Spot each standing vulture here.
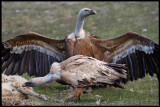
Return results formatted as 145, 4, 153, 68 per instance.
23, 55, 127, 102
2, 8, 159, 84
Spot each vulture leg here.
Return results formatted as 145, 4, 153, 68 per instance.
62, 86, 91, 94
49, 87, 83, 102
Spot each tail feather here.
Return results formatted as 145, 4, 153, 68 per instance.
106, 63, 127, 71
104, 63, 128, 88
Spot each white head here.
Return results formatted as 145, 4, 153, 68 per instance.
75, 8, 96, 38
78, 8, 96, 18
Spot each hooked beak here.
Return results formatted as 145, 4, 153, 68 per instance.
23, 81, 37, 87
90, 10, 96, 15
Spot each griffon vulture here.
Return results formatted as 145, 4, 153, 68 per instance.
2, 8, 159, 84
23, 55, 127, 102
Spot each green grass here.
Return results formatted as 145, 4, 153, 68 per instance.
2, 1, 159, 106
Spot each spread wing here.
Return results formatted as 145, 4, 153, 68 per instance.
2, 32, 66, 77
91, 32, 159, 83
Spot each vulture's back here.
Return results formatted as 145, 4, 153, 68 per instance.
60, 55, 127, 88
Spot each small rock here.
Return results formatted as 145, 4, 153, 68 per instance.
151, 11, 155, 14
130, 88, 133, 92
150, 89, 154, 95
44, 10, 50, 14
96, 99, 101, 105
142, 28, 147, 32
15, 10, 20, 13
117, 18, 122, 22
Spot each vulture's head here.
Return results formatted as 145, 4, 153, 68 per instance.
78, 8, 96, 18
23, 62, 62, 87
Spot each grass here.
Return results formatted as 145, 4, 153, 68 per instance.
2, 1, 159, 106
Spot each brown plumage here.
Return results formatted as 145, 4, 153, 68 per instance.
23, 55, 127, 101
2, 8, 159, 83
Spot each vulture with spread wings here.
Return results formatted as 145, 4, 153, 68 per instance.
2, 8, 159, 84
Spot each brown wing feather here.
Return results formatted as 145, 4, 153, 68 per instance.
2, 32, 66, 77
91, 32, 159, 83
